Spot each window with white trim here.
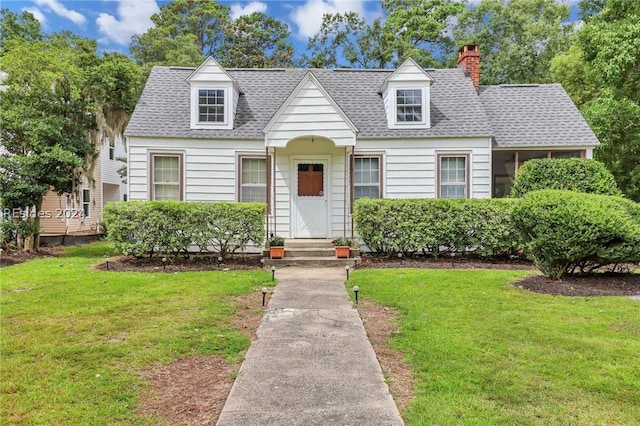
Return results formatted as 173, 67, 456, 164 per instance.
354, 156, 381, 200
396, 89, 423, 123
198, 89, 225, 123
108, 139, 115, 160
82, 189, 90, 217
240, 157, 267, 202
439, 155, 468, 198
151, 154, 182, 200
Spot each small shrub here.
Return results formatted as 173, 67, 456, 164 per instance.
268, 235, 285, 247
511, 190, 640, 279
511, 158, 621, 198
332, 237, 352, 247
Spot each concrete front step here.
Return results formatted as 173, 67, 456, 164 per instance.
284, 239, 334, 249
262, 239, 360, 267
263, 257, 360, 268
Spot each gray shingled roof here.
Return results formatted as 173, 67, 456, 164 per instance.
125, 66, 599, 148
125, 66, 493, 139
479, 84, 599, 148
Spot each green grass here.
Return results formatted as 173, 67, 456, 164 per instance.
1, 243, 272, 425
350, 269, 640, 425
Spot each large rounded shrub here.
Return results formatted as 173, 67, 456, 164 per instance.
511, 158, 621, 198
511, 190, 640, 279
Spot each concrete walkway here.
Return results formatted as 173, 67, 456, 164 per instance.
216, 267, 404, 425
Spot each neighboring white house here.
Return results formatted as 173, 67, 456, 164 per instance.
124, 45, 599, 240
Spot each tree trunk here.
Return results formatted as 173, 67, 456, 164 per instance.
33, 200, 42, 251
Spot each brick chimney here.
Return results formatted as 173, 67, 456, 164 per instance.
457, 44, 480, 91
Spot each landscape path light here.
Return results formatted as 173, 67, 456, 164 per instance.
162, 257, 167, 270
271, 266, 276, 281
261, 287, 268, 306
353, 285, 359, 304
345, 265, 350, 280
105, 257, 111, 271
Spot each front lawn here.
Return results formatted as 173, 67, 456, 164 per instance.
351, 269, 640, 425
0, 243, 272, 424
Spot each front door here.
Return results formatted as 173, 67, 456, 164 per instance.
294, 160, 328, 238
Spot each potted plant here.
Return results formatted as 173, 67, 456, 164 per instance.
269, 235, 285, 259
332, 237, 352, 258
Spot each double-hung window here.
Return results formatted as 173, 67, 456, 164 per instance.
354, 155, 382, 200
396, 89, 423, 123
108, 139, 115, 160
240, 156, 267, 203
151, 154, 183, 200
439, 155, 469, 198
198, 89, 225, 123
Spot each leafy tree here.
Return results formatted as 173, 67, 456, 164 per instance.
383, 0, 465, 67
551, 0, 640, 201
0, 9, 42, 55
306, 12, 392, 68
146, 0, 229, 57
130, 27, 203, 68
454, 0, 573, 84
219, 12, 294, 68
0, 39, 97, 249
0, 32, 143, 250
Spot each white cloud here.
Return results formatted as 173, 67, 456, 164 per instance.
22, 7, 46, 24
96, 0, 160, 46
34, 0, 86, 25
290, 0, 369, 39
230, 2, 267, 20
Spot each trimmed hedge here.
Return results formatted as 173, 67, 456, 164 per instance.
512, 190, 640, 279
511, 158, 621, 197
353, 198, 518, 257
103, 201, 265, 258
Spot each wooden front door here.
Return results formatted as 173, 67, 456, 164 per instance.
294, 160, 328, 238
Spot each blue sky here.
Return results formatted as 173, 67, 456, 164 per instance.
2, 0, 387, 54
3, 0, 582, 58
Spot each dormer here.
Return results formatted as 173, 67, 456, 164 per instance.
187, 57, 241, 130
379, 58, 434, 129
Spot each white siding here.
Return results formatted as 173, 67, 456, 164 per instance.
127, 136, 263, 202
127, 135, 492, 242
265, 77, 356, 147
186, 58, 234, 83
99, 135, 127, 201
357, 137, 493, 199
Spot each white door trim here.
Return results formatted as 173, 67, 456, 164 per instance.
291, 155, 331, 238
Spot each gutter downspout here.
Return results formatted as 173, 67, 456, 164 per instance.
265, 146, 269, 245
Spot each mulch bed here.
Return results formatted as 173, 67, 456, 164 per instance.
93, 253, 264, 272
515, 272, 640, 297
357, 252, 536, 271
0, 246, 61, 267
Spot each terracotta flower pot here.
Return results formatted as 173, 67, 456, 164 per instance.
270, 246, 284, 259
335, 246, 350, 259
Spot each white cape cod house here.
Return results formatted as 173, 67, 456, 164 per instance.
124, 45, 599, 240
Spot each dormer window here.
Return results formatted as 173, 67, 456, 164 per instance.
396, 89, 423, 123
187, 57, 240, 130
198, 89, 225, 123
380, 58, 433, 130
